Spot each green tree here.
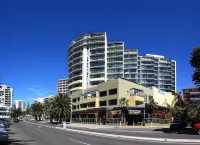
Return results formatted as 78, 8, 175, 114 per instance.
148, 99, 158, 117
43, 98, 55, 123
31, 102, 43, 121
10, 107, 22, 118
189, 46, 200, 123
190, 46, 200, 85
119, 97, 129, 119
52, 93, 71, 124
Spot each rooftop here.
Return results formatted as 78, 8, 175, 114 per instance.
182, 86, 197, 90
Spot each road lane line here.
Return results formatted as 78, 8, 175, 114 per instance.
70, 139, 91, 145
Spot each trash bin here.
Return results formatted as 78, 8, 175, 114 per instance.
142, 122, 145, 126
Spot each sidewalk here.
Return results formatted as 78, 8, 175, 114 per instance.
65, 123, 170, 129
35, 120, 170, 130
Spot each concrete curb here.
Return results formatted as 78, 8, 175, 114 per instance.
24, 120, 200, 143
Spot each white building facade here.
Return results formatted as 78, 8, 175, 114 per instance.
67, 32, 176, 93
0, 84, 13, 107
15, 100, 26, 112
34, 95, 54, 104
57, 78, 68, 94
0, 84, 13, 118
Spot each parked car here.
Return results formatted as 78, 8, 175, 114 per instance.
0, 121, 5, 129
170, 120, 187, 129
193, 123, 200, 135
0, 119, 10, 128
0, 128, 9, 142
14, 118, 19, 123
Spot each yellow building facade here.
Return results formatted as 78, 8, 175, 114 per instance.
71, 78, 175, 112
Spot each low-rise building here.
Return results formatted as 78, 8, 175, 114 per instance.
71, 78, 174, 120
183, 86, 200, 101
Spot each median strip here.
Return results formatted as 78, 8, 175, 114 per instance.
23, 120, 200, 143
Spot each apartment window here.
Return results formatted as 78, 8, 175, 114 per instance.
73, 105, 76, 110
100, 91, 107, 97
100, 101, 107, 106
109, 88, 117, 95
88, 102, 95, 107
108, 99, 117, 106
77, 105, 79, 109
135, 101, 143, 106
72, 98, 76, 103
80, 103, 87, 108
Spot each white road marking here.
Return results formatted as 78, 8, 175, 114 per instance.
70, 139, 91, 145
103, 129, 160, 133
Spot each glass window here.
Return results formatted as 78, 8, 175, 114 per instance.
88, 102, 95, 107
100, 101, 107, 106
100, 91, 107, 97
108, 99, 117, 105
109, 88, 117, 95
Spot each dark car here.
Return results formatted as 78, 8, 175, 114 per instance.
0, 128, 9, 142
14, 118, 19, 123
170, 120, 187, 129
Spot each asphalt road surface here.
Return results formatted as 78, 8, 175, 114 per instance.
3, 121, 199, 145
30, 120, 200, 140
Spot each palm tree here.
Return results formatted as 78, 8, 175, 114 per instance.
119, 97, 129, 120
43, 98, 55, 123
148, 99, 158, 118
119, 97, 129, 107
52, 93, 71, 124
31, 102, 43, 121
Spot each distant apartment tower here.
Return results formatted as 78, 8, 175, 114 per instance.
0, 84, 13, 107
138, 54, 176, 92
67, 32, 176, 92
34, 95, 54, 103
15, 100, 26, 112
57, 78, 68, 94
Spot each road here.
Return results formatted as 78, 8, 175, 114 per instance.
31, 120, 200, 140
3, 121, 199, 145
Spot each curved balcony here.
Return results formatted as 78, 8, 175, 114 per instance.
69, 38, 105, 54
68, 56, 82, 64
68, 80, 82, 87
69, 61, 82, 69
68, 50, 82, 60
71, 87, 83, 92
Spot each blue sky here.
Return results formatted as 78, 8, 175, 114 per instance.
0, 0, 200, 104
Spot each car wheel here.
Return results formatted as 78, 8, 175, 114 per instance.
198, 129, 200, 135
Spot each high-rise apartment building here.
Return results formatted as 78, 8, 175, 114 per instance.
0, 84, 13, 107
57, 78, 68, 94
67, 32, 176, 93
15, 100, 26, 112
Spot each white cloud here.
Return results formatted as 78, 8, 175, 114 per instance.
26, 87, 40, 92
26, 87, 56, 98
